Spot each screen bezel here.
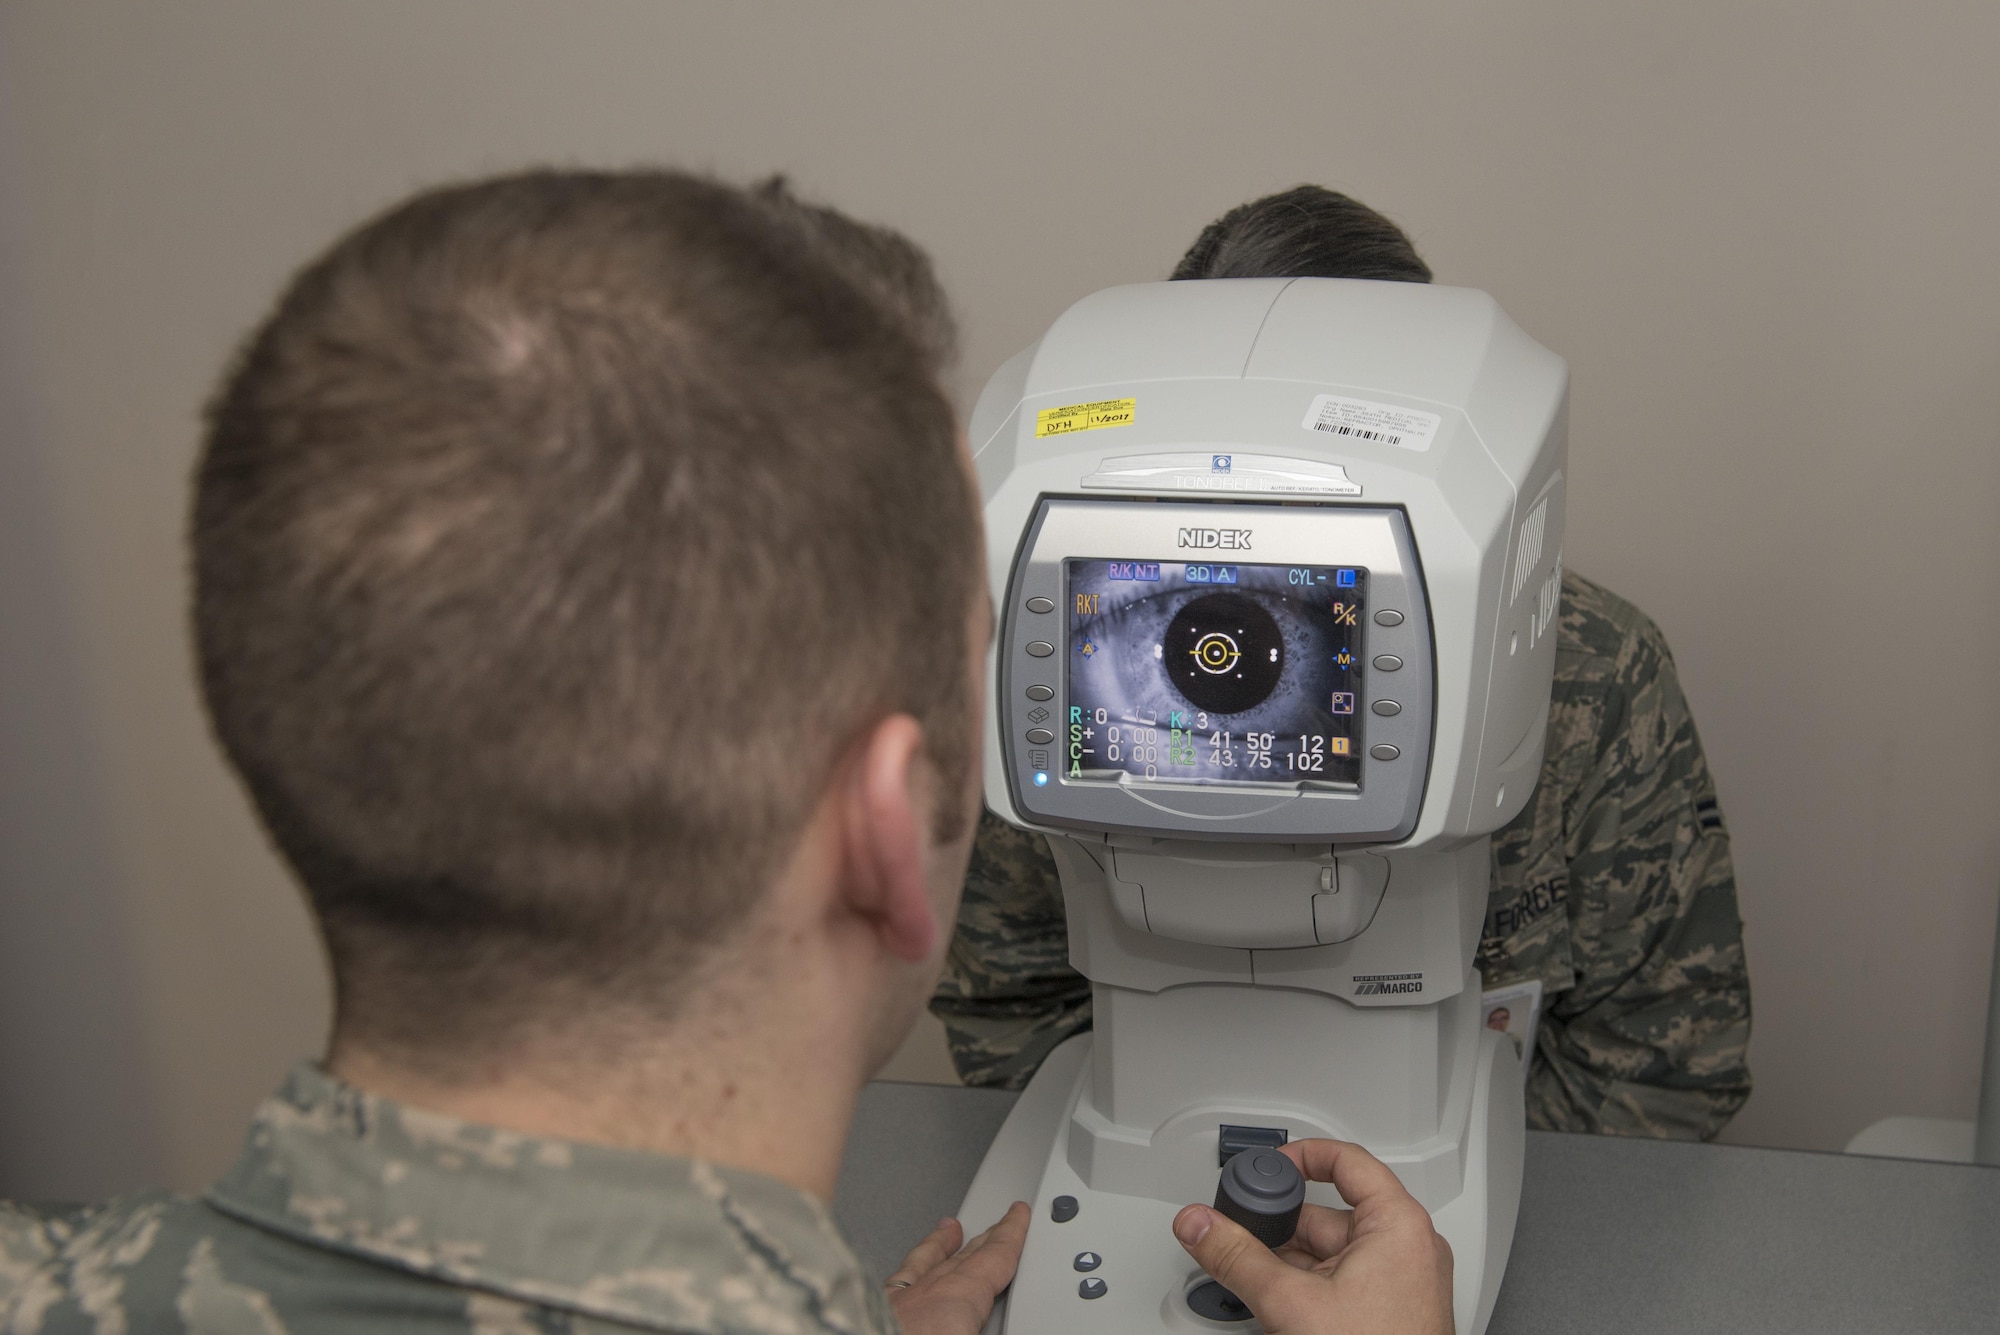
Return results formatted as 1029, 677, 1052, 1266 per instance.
999, 496, 1435, 843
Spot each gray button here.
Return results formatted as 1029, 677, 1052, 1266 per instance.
1369, 744, 1401, 761
1078, 1278, 1108, 1300
1074, 1251, 1102, 1272
1371, 654, 1403, 671
1374, 609, 1405, 626
1026, 684, 1054, 701
1026, 728, 1055, 746
1026, 596, 1056, 614
1372, 700, 1401, 716
1026, 642, 1055, 658
1051, 1195, 1079, 1222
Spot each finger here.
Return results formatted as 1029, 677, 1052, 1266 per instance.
1173, 1205, 1302, 1312
1271, 1242, 1322, 1272
920, 1199, 1032, 1303
1282, 1139, 1427, 1224
886, 1216, 963, 1286
947, 1201, 1030, 1294
962, 1201, 1030, 1253
1284, 1201, 1357, 1260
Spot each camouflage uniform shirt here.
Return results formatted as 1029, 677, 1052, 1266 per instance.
0, 1063, 897, 1335
933, 571, 1753, 1140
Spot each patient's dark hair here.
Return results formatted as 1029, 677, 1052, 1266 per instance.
1172, 185, 1432, 283
192, 170, 979, 1070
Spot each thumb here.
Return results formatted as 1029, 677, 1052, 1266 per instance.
1173, 1205, 1299, 1309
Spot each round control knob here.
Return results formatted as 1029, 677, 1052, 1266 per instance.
1213, 1148, 1304, 1248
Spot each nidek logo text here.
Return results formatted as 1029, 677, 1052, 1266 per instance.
1178, 527, 1253, 550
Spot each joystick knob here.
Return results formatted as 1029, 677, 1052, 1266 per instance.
1214, 1148, 1305, 1248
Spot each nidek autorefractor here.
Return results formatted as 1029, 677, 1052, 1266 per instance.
954, 278, 1568, 1335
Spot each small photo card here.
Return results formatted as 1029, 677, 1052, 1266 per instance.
1480, 977, 1544, 1078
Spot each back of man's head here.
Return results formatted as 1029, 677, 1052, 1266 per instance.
1173, 185, 1431, 284
193, 170, 981, 1075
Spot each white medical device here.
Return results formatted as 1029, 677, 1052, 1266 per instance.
955, 278, 1567, 1335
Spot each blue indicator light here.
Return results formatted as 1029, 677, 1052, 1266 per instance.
1034, 772, 1049, 787
1337, 569, 1357, 587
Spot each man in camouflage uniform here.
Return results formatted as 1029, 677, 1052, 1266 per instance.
0, 170, 1031, 1335
933, 188, 1753, 1140
1, 172, 1460, 1335
1, 1065, 905, 1335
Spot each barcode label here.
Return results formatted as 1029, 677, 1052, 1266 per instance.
1312, 422, 1404, 446
1300, 394, 1442, 453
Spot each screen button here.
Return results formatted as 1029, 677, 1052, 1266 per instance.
1026, 728, 1055, 745
1026, 596, 1056, 614
1025, 684, 1054, 701
1371, 654, 1403, 672
1374, 609, 1405, 626
1027, 642, 1055, 658
1369, 744, 1401, 761
1372, 700, 1401, 716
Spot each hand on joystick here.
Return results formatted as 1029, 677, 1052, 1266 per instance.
1173, 1138, 1453, 1335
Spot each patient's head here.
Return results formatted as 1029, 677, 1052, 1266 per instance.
192, 170, 982, 1074
1173, 184, 1431, 284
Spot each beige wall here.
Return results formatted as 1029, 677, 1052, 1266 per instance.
1, 0, 1995, 1192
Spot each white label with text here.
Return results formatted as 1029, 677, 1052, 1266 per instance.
1301, 394, 1442, 453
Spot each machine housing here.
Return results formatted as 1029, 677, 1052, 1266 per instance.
956, 277, 1567, 1335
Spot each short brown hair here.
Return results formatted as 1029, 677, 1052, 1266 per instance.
1173, 185, 1432, 284
192, 170, 981, 1067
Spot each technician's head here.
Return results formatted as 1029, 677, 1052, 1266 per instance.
192, 170, 985, 1078
1172, 185, 1431, 284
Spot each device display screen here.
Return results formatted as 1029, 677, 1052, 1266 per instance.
1063, 559, 1367, 787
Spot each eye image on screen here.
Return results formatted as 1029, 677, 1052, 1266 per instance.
1163, 592, 1285, 714
1064, 560, 1367, 787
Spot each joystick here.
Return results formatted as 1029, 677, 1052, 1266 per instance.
1186, 1150, 1309, 1325
1213, 1148, 1305, 1248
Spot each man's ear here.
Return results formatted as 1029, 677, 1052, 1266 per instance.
838, 714, 939, 964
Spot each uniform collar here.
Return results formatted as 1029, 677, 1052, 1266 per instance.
207, 1063, 894, 1335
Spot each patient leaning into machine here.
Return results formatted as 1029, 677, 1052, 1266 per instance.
938, 187, 1753, 1144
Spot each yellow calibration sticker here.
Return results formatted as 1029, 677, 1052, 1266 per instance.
1035, 397, 1136, 438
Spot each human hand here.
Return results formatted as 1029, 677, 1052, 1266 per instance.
883, 1200, 1030, 1335
1172, 1139, 1452, 1335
